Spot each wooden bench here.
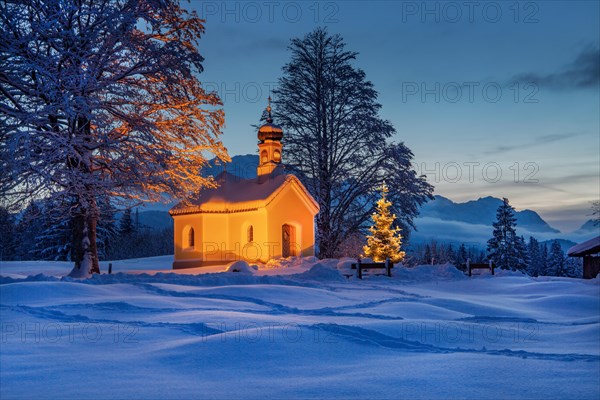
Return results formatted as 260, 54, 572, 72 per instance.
465, 259, 494, 276
351, 259, 393, 279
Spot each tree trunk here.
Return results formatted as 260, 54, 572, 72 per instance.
68, 114, 100, 277
317, 216, 335, 259
70, 202, 100, 277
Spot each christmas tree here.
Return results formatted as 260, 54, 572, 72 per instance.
363, 184, 406, 263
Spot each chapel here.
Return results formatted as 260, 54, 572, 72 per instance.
169, 100, 319, 269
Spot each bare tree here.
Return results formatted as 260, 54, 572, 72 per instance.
273, 28, 433, 258
0, 0, 228, 276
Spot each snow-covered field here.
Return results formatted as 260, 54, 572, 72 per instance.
1, 257, 599, 399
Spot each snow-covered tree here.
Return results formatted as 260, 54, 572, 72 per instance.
0, 0, 228, 276
527, 236, 544, 276
0, 206, 16, 261
423, 244, 432, 265
456, 243, 468, 269
487, 198, 521, 270
95, 198, 117, 261
273, 28, 433, 258
563, 257, 582, 278
544, 240, 580, 277
446, 244, 456, 264
363, 184, 406, 263
14, 201, 45, 260
540, 243, 549, 275
592, 200, 600, 226
33, 197, 72, 261
515, 235, 529, 272
547, 240, 566, 276
119, 209, 135, 237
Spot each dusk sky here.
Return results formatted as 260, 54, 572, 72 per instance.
188, 0, 599, 232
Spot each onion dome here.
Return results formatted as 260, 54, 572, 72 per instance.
258, 97, 283, 142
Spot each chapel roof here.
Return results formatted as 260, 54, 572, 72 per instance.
169, 171, 319, 215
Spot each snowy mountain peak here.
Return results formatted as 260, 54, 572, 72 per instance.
420, 195, 560, 234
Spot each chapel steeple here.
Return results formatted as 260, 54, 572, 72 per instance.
257, 97, 283, 176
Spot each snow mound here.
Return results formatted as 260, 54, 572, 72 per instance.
68, 254, 93, 278
395, 263, 467, 281
317, 258, 340, 269
264, 257, 298, 269
303, 256, 319, 264
494, 268, 528, 277
264, 256, 320, 270
294, 262, 345, 281
336, 257, 357, 270
336, 257, 358, 276
225, 260, 257, 274
2, 256, 599, 399
0, 273, 60, 284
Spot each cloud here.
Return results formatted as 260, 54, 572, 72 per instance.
538, 172, 600, 187
483, 131, 586, 155
510, 45, 600, 90
410, 217, 594, 247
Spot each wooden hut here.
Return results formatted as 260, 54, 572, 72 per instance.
567, 236, 600, 279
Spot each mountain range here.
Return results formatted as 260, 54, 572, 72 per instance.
412, 195, 596, 249
420, 195, 560, 234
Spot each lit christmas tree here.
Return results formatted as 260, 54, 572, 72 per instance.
363, 184, 406, 263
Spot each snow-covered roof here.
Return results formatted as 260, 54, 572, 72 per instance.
170, 171, 319, 215
567, 236, 600, 257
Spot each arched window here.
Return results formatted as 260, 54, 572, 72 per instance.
273, 149, 281, 162
247, 225, 254, 243
183, 225, 195, 250
260, 150, 268, 164
188, 227, 195, 248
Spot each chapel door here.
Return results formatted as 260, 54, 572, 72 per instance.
282, 224, 296, 257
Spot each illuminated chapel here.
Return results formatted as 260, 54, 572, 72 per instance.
169, 101, 319, 269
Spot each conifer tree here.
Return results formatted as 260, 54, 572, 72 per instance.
456, 244, 468, 270
563, 257, 582, 278
527, 237, 543, 276
423, 244, 432, 265
33, 198, 72, 261
548, 240, 566, 276
446, 244, 456, 264
0, 207, 16, 261
487, 198, 520, 270
15, 201, 44, 260
363, 184, 406, 263
515, 235, 529, 272
540, 243, 549, 276
96, 198, 118, 261
119, 209, 135, 237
